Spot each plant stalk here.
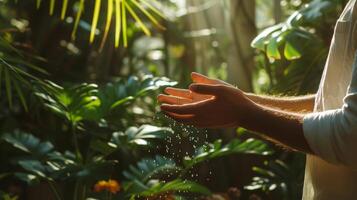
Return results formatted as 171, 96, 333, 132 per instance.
48, 180, 63, 200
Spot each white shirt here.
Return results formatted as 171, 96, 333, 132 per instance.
302, 0, 357, 199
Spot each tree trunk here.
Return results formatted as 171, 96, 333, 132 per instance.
226, 0, 256, 92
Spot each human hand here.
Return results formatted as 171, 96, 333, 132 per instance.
158, 81, 254, 128
158, 72, 231, 105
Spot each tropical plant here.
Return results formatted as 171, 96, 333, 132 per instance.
9, 0, 167, 48
248, 0, 348, 199
2, 128, 272, 199
245, 155, 305, 200
252, 0, 348, 94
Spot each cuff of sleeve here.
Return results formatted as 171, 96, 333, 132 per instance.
303, 110, 340, 164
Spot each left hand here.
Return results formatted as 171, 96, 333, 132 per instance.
158, 83, 254, 128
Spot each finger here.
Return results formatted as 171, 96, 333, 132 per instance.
191, 72, 218, 84
157, 94, 193, 105
163, 112, 200, 125
160, 100, 212, 115
191, 72, 229, 85
165, 87, 192, 99
195, 122, 237, 129
189, 84, 224, 96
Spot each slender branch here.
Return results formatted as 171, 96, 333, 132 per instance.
48, 180, 63, 200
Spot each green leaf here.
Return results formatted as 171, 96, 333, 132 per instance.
14, 172, 39, 185
61, 0, 69, 20
49, 0, 55, 15
251, 24, 283, 51
140, 179, 211, 196
184, 139, 272, 169
17, 160, 48, 179
266, 35, 281, 60
1, 131, 54, 158
284, 41, 302, 60
90, 0, 102, 43
114, 0, 122, 47
71, 0, 85, 40
110, 125, 172, 148
123, 156, 181, 183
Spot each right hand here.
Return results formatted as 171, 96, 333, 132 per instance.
158, 72, 231, 105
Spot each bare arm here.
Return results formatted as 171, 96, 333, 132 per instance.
245, 93, 316, 113
242, 101, 312, 153
188, 72, 315, 113
159, 84, 313, 154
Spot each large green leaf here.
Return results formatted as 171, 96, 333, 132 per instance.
35, 82, 100, 124
123, 156, 181, 183
183, 139, 273, 169
2, 131, 54, 158
110, 125, 173, 147
139, 179, 211, 197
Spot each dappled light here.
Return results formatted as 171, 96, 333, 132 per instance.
0, 0, 350, 200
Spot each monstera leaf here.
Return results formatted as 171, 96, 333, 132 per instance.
251, 0, 342, 61
183, 139, 273, 169
288, 0, 338, 26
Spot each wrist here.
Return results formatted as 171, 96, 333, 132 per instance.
235, 97, 259, 127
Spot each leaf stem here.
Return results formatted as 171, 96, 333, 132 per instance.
48, 180, 63, 200
71, 123, 82, 162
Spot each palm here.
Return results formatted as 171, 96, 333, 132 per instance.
158, 72, 231, 105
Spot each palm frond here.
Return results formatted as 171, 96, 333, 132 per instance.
17, 0, 167, 48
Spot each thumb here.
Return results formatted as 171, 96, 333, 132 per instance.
189, 84, 223, 95
191, 72, 231, 86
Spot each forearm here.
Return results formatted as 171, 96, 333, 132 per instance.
240, 102, 313, 154
245, 93, 316, 113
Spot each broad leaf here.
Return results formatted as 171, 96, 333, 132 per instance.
183, 139, 273, 169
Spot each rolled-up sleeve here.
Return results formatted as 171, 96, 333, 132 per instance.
303, 52, 357, 166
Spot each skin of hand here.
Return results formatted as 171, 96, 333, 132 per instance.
159, 82, 255, 128
157, 72, 313, 153
159, 72, 315, 113
158, 72, 231, 106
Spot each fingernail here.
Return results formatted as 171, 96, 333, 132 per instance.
189, 84, 198, 90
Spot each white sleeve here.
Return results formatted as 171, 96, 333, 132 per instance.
303, 52, 357, 166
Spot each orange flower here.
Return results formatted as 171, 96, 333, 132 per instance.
94, 179, 121, 194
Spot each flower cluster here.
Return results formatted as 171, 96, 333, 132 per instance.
94, 179, 121, 194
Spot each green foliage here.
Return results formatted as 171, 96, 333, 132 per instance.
252, 0, 346, 94
12, 0, 166, 48
2, 130, 54, 159
110, 125, 173, 147
0, 191, 18, 200
184, 138, 273, 169
35, 82, 100, 124
2, 131, 117, 185
123, 156, 180, 183
35, 75, 176, 125
245, 155, 306, 200
0, 36, 47, 111
139, 179, 211, 197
